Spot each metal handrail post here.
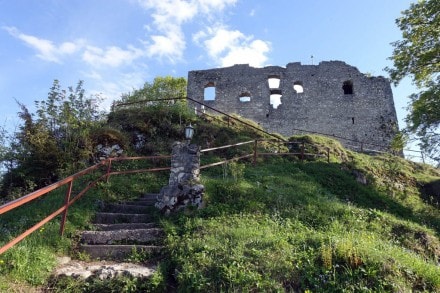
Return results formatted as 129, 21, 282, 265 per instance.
253, 140, 258, 166
106, 159, 112, 182
59, 180, 73, 236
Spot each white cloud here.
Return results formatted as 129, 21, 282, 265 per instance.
138, 0, 197, 27
3, 26, 82, 63
82, 45, 144, 67
204, 28, 244, 57
194, 26, 271, 67
3, 26, 144, 68
137, 0, 237, 62
197, 0, 237, 14
220, 39, 270, 67
147, 31, 185, 62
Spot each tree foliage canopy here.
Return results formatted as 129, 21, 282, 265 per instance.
0, 80, 104, 198
115, 76, 187, 107
386, 0, 440, 163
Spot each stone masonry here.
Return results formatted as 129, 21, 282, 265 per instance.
187, 61, 399, 152
155, 142, 204, 214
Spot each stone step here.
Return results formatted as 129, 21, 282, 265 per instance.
137, 197, 157, 203
102, 203, 149, 214
79, 244, 163, 260
141, 193, 159, 200
124, 199, 156, 206
93, 223, 157, 231
81, 228, 164, 245
94, 212, 153, 224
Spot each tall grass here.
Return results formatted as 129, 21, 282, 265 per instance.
163, 156, 440, 292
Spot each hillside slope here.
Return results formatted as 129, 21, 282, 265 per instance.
160, 135, 440, 292
1, 105, 439, 292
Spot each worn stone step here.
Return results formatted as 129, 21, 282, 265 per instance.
79, 244, 164, 260
81, 228, 164, 245
124, 199, 156, 206
102, 203, 149, 214
136, 197, 157, 203
94, 212, 153, 224
141, 193, 159, 200
93, 223, 157, 231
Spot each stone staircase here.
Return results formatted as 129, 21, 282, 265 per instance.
53, 193, 165, 280
79, 193, 164, 260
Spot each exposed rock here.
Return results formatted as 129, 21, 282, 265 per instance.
156, 142, 204, 214
95, 144, 124, 161
54, 260, 156, 280
352, 169, 368, 185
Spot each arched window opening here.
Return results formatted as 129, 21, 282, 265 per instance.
342, 80, 353, 95
268, 75, 280, 89
239, 92, 251, 102
293, 81, 304, 93
204, 82, 216, 101
270, 89, 282, 109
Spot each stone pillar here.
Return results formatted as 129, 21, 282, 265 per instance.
155, 142, 204, 214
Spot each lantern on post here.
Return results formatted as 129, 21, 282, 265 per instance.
185, 123, 194, 144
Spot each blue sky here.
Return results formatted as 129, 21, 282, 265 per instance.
0, 1, 416, 141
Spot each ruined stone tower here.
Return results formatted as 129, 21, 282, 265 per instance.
187, 61, 399, 152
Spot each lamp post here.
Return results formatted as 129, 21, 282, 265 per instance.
185, 123, 194, 144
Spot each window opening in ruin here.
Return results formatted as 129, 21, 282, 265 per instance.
204, 84, 216, 101
293, 81, 304, 93
343, 80, 353, 95
268, 75, 280, 89
269, 89, 282, 109
239, 92, 251, 102
352, 117, 355, 124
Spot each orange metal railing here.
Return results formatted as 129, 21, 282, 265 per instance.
0, 155, 170, 255
0, 139, 330, 256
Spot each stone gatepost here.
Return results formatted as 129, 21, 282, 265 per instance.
155, 142, 204, 214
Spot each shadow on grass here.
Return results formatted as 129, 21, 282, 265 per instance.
297, 162, 440, 234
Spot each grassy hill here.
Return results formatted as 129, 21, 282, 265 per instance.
0, 106, 439, 292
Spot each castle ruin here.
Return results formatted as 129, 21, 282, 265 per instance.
187, 61, 399, 152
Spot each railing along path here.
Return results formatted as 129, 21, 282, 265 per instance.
0, 95, 428, 255
0, 155, 170, 255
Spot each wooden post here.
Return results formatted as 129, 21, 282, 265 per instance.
59, 180, 73, 236
421, 151, 425, 164
327, 147, 330, 163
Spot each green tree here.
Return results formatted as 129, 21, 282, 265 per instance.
114, 76, 187, 108
0, 80, 103, 198
35, 80, 103, 171
386, 0, 440, 162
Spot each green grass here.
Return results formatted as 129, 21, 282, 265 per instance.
1, 133, 439, 292
163, 153, 440, 292
0, 169, 168, 290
